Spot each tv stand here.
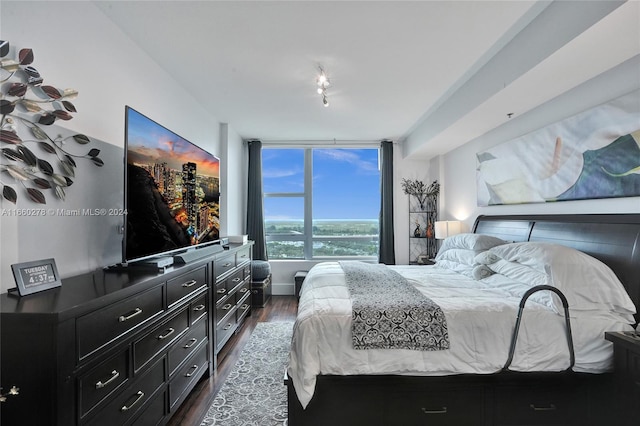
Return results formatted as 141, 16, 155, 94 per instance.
173, 244, 224, 264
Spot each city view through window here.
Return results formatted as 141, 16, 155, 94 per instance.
263, 148, 380, 259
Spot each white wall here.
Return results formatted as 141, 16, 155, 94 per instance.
219, 124, 246, 237
439, 56, 640, 231
0, 2, 244, 293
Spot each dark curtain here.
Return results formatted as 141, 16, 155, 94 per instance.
246, 140, 268, 261
378, 140, 395, 264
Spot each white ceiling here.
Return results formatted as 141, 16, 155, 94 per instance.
95, 1, 639, 160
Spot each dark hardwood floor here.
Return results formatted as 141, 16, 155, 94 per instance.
167, 295, 298, 426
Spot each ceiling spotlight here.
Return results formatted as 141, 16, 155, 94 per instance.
316, 66, 331, 107
317, 70, 329, 87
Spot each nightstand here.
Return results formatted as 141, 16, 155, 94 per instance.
604, 331, 640, 425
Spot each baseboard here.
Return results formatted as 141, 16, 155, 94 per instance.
272, 282, 295, 296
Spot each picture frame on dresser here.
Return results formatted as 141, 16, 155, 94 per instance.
10, 258, 61, 296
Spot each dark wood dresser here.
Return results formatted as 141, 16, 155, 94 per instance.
213, 243, 253, 353
0, 242, 252, 426
605, 331, 640, 426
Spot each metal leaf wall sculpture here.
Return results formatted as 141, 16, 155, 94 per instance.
0, 40, 104, 204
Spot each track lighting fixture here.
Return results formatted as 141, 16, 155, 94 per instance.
316, 66, 330, 107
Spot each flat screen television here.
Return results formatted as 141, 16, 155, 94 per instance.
123, 106, 221, 263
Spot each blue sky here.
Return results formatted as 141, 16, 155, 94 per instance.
262, 148, 380, 220
126, 107, 220, 177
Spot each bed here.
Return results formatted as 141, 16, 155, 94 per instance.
286, 213, 640, 426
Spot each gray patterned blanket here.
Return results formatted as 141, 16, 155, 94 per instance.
339, 261, 449, 351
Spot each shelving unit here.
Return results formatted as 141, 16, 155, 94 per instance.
408, 194, 437, 264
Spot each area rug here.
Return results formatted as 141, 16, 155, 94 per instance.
200, 321, 293, 426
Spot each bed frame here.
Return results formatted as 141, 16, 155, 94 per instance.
286, 213, 640, 426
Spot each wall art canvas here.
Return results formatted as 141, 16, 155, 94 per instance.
476, 90, 640, 206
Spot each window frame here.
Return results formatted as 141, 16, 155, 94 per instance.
263, 145, 380, 260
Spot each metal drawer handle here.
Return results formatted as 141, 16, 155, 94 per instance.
217, 288, 226, 294
193, 304, 205, 311
121, 391, 144, 412
241, 304, 249, 310
232, 277, 241, 283
184, 338, 198, 349
223, 323, 232, 330
252, 290, 258, 294
530, 404, 556, 411
222, 262, 232, 267
422, 407, 447, 414
222, 303, 232, 310
95, 370, 120, 389
181, 279, 197, 288
157, 327, 175, 340
185, 364, 199, 377
239, 288, 248, 293
118, 307, 142, 323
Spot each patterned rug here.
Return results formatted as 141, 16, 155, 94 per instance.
200, 321, 293, 426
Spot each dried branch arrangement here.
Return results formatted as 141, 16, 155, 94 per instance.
401, 178, 439, 209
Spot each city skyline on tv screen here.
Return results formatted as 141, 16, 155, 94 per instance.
125, 107, 220, 262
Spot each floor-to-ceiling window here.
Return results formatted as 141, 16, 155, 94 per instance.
262, 147, 380, 259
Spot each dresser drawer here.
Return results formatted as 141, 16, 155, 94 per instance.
130, 389, 165, 426
214, 252, 236, 280
227, 269, 244, 294
190, 291, 208, 325
79, 348, 130, 420
494, 385, 585, 425
384, 388, 484, 426
134, 308, 189, 372
167, 266, 207, 307
214, 280, 228, 305
169, 343, 208, 409
214, 269, 243, 305
243, 263, 252, 280
236, 292, 251, 325
168, 317, 207, 377
77, 285, 164, 360
216, 299, 236, 327
85, 357, 165, 426
235, 279, 251, 304
235, 245, 251, 266
216, 314, 237, 352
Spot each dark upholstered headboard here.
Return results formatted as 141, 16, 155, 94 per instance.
473, 214, 640, 324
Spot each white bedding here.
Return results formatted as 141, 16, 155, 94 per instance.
287, 262, 634, 408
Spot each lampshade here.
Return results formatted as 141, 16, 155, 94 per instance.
434, 220, 462, 239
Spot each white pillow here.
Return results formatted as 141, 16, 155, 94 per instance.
435, 234, 506, 276
435, 248, 478, 266
486, 242, 636, 321
487, 258, 548, 286
436, 233, 506, 254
